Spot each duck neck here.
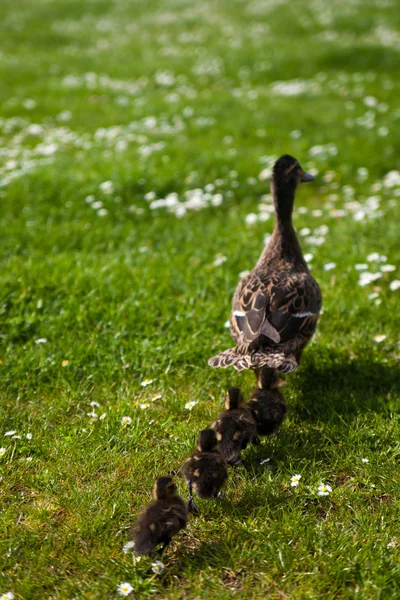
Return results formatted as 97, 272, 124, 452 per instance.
256, 181, 305, 269
272, 180, 296, 229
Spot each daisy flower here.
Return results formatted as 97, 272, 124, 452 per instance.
61, 360, 69, 367
151, 560, 165, 575
317, 483, 332, 496
35, 338, 47, 344
117, 582, 133, 596
0, 593, 14, 600
389, 280, 400, 291
141, 378, 153, 387
290, 474, 302, 487
373, 334, 386, 343
0, 448, 7, 457
121, 416, 132, 426
213, 254, 227, 266
140, 403, 150, 410
122, 541, 135, 554
304, 253, 313, 263
361, 458, 369, 463
323, 262, 336, 271
4, 431, 16, 437
185, 401, 197, 410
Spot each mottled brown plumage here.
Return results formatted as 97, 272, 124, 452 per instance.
211, 387, 259, 466
208, 155, 322, 381
180, 429, 228, 514
131, 477, 187, 555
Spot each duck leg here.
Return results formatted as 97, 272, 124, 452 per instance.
157, 537, 171, 556
187, 482, 199, 515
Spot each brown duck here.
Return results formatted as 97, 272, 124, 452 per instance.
208, 155, 322, 385
180, 428, 228, 514
211, 387, 259, 466
131, 476, 188, 555
246, 376, 287, 437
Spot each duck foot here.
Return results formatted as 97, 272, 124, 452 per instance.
228, 456, 243, 467
187, 497, 199, 515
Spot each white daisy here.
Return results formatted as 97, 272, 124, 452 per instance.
185, 401, 198, 410
99, 180, 114, 194
35, 338, 47, 344
117, 582, 133, 596
304, 253, 313, 263
0, 448, 7, 457
213, 254, 227, 266
373, 334, 386, 343
381, 265, 396, 272
0, 593, 14, 600
4, 431, 16, 437
323, 262, 336, 271
245, 213, 258, 225
389, 280, 400, 291
317, 483, 332, 496
141, 378, 153, 387
26, 433, 32, 440
122, 540, 135, 554
140, 403, 150, 410
151, 560, 166, 575
290, 474, 302, 487
361, 458, 369, 463
121, 416, 132, 426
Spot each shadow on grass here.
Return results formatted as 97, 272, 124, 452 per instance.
289, 354, 399, 422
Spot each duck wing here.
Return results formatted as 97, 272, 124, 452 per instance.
231, 271, 321, 347
267, 272, 321, 343
230, 273, 281, 345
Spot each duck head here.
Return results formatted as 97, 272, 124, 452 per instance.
152, 476, 177, 500
197, 428, 218, 452
272, 154, 315, 188
271, 155, 315, 224
225, 387, 244, 410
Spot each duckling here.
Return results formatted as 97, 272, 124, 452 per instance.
246, 381, 287, 436
132, 476, 188, 555
180, 429, 228, 514
209, 155, 322, 388
212, 387, 259, 466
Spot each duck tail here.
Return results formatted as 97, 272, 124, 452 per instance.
208, 347, 298, 373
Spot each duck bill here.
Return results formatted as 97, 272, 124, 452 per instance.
301, 171, 315, 183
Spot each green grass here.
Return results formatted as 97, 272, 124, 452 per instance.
1, 0, 399, 598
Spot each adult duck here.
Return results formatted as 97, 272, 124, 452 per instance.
208, 155, 322, 387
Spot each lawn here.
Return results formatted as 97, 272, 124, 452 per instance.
0, 0, 399, 598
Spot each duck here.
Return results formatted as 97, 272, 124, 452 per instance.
211, 387, 259, 466
246, 376, 287, 436
208, 154, 322, 388
131, 476, 188, 555
180, 428, 228, 514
